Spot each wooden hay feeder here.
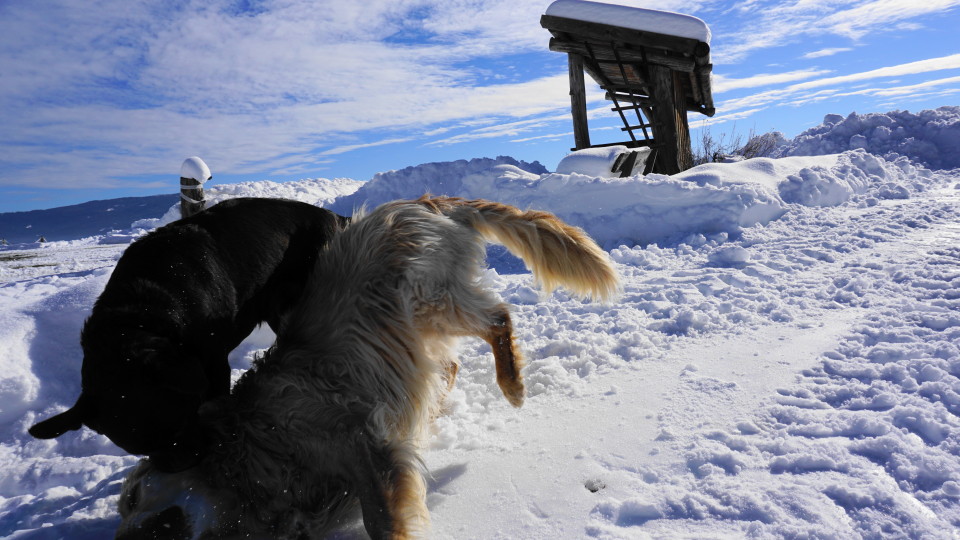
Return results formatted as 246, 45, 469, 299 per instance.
542, 0, 716, 175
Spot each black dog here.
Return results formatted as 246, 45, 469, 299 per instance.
29, 197, 348, 469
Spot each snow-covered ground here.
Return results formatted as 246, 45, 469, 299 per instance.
1, 108, 959, 539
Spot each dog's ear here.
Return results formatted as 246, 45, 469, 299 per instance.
28, 395, 91, 439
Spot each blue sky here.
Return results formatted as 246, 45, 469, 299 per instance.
1, 0, 958, 213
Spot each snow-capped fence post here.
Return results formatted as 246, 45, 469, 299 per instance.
180, 157, 211, 219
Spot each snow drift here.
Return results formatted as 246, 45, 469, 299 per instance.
777, 106, 960, 171
330, 150, 935, 248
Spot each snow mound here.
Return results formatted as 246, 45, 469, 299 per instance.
208, 177, 362, 208
327, 156, 547, 215
555, 145, 650, 178
777, 107, 960, 170
131, 177, 363, 231
330, 150, 935, 249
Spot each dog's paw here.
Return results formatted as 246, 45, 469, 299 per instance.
498, 378, 525, 408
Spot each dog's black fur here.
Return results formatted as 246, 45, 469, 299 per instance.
28, 197, 348, 469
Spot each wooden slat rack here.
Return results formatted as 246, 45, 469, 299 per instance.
541, 10, 716, 175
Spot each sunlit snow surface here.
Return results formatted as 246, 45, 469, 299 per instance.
2, 109, 960, 539
544, 0, 711, 43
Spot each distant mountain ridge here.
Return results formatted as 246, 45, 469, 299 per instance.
0, 194, 177, 245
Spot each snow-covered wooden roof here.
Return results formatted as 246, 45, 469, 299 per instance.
541, 0, 715, 117
545, 0, 711, 44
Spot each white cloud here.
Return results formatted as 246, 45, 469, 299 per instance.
788, 53, 960, 91
801, 47, 853, 59
719, 53, 960, 113
713, 69, 833, 93
790, 75, 960, 105
819, 0, 960, 39
319, 138, 415, 156
714, 0, 960, 62
689, 107, 769, 129
0, 0, 579, 188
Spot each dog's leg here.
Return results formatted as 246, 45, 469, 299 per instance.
417, 284, 525, 407
436, 295, 525, 408
443, 361, 459, 394
355, 437, 428, 540
482, 307, 525, 408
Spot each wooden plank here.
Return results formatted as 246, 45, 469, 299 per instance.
611, 102, 653, 112
606, 91, 652, 102
549, 38, 697, 73
609, 90, 709, 116
541, 15, 709, 58
550, 39, 715, 116
687, 71, 702, 104
646, 64, 686, 175
568, 54, 591, 150
673, 70, 693, 172
694, 64, 715, 115
583, 140, 657, 149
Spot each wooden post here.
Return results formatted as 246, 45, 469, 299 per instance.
647, 65, 693, 175
672, 70, 693, 172
568, 53, 591, 150
179, 157, 211, 219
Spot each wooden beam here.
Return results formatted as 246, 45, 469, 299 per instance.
549, 38, 697, 73
673, 70, 693, 172
620, 123, 656, 132
694, 64, 716, 116
582, 140, 656, 149
646, 64, 694, 175
611, 102, 653, 112
551, 39, 715, 116
605, 91, 652, 103
568, 53, 591, 150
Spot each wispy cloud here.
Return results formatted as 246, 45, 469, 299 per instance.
319, 138, 415, 156
818, 0, 960, 39
720, 53, 960, 113
713, 69, 833, 93
789, 53, 960, 90
713, 0, 960, 62
689, 107, 769, 129
790, 75, 960, 105
0, 0, 577, 189
802, 47, 853, 59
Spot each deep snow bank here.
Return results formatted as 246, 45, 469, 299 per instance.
327, 156, 547, 215
777, 106, 960, 170
327, 150, 936, 248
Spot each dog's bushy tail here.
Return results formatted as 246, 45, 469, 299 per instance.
418, 195, 620, 301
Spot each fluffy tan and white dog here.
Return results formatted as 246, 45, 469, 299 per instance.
115, 196, 620, 540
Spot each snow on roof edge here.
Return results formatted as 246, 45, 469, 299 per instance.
545, 0, 711, 44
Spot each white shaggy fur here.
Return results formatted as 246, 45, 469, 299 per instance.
116, 196, 620, 540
